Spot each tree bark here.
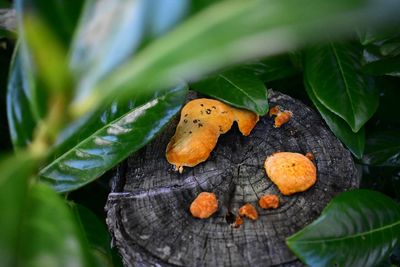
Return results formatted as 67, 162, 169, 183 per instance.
106, 90, 359, 267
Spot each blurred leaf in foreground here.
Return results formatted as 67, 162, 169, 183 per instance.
0, 154, 93, 267
71, 0, 400, 116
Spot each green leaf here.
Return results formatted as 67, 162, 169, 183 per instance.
71, 0, 400, 116
362, 130, 400, 167
19, 183, 94, 267
242, 55, 299, 83
0, 154, 93, 267
71, 203, 121, 267
358, 28, 400, 46
304, 42, 379, 132
22, 15, 71, 94
305, 79, 365, 158
191, 68, 268, 115
0, 154, 36, 266
40, 84, 188, 192
287, 189, 400, 267
14, 0, 84, 109
70, 0, 189, 104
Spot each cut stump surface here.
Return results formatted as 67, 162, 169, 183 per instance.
106, 90, 359, 267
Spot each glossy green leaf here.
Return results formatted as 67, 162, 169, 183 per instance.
287, 189, 400, 267
362, 131, 400, 167
6, 48, 38, 148
71, 0, 400, 116
191, 68, 268, 115
40, 84, 188, 192
304, 43, 379, 132
71, 203, 121, 267
70, 0, 189, 104
305, 79, 365, 158
0, 154, 93, 267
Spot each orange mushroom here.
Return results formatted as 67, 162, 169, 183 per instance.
238, 203, 259, 220
258, 194, 280, 209
264, 152, 317, 195
269, 105, 292, 128
166, 99, 259, 172
190, 192, 218, 219
232, 215, 244, 228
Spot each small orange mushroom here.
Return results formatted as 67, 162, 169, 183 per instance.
269, 106, 292, 128
166, 99, 259, 172
258, 194, 280, 209
264, 152, 317, 195
238, 203, 259, 220
232, 215, 244, 228
190, 192, 218, 219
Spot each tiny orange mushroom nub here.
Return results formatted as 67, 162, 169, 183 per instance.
258, 194, 280, 209
238, 203, 259, 220
190, 192, 218, 219
232, 215, 244, 228
269, 106, 292, 128
166, 99, 259, 172
264, 152, 317, 195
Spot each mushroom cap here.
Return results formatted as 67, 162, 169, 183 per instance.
166, 98, 258, 169
264, 152, 317, 195
189, 192, 218, 219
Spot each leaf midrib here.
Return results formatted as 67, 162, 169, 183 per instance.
219, 74, 260, 111
290, 219, 400, 244
329, 43, 357, 128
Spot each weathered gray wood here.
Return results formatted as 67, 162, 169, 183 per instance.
106, 90, 359, 267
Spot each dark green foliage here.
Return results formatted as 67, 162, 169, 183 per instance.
287, 190, 400, 267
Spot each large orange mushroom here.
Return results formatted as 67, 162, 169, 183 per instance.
166, 98, 259, 172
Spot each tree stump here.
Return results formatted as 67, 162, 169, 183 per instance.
105, 90, 359, 267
